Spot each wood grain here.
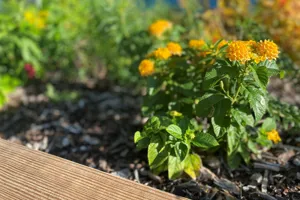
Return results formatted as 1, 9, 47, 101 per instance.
0, 139, 186, 200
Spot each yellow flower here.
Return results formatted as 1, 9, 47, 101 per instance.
255, 40, 279, 60
36, 18, 45, 29
189, 39, 206, 50
226, 41, 252, 63
24, 10, 47, 30
266, 129, 281, 144
152, 47, 171, 60
24, 11, 35, 24
148, 20, 172, 37
167, 42, 182, 56
170, 111, 182, 117
138, 59, 155, 76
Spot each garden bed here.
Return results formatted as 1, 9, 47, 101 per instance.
0, 81, 299, 200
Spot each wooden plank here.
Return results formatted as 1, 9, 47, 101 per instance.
0, 139, 186, 200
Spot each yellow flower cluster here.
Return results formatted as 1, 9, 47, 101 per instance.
189, 39, 206, 50
258, 0, 300, 64
255, 40, 280, 61
139, 42, 183, 76
148, 42, 182, 60
226, 41, 252, 63
167, 42, 182, 56
148, 20, 172, 37
226, 40, 279, 63
152, 47, 172, 60
24, 10, 49, 29
138, 59, 155, 77
266, 129, 281, 144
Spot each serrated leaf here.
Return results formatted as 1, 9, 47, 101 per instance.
166, 124, 182, 139
244, 85, 267, 121
183, 153, 202, 179
145, 116, 161, 132
231, 108, 254, 127
211, 117, 221, 137
148, 134, 166, 167
174, 142, 189, 162
195, 93, 225, 117
227, 125, 240, 154
251, 66, 268, 89
261, 118, 276, 132
192, 132, 219, 149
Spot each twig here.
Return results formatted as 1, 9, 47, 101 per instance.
261, 170, 268, 193
254, 162, 280, 172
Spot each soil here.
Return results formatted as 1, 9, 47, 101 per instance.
0, 80, 299, 200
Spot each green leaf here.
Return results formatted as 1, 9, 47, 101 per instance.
183, 153, 202, 179
247, 140, 259, 154
231, 108, 254, 127
136, 137, 150, 150
134, 131, 143, 143
211, 117, 221, 137
151, 146, 170, 169
168, 152, 184, 179
174, 142, 189, 162
147, 76, 163, 96
152, 160, 168, 175
145, 116, 161, 132
195, 93, 225, 117
251, 66, 268, 89
238, 144, 250, 164
227, 125, 240, 154
192, 132, 219, 149
0, 90, 6, 107
166, 124, 182, 139
148, 133, 167, 167
227, 152, 241, 169
261, 118, 276, 132
244, 85, 267, 122
213, 98, 231, 127
259, 60, 280, 76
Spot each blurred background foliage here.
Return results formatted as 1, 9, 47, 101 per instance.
0, 0, 300, 107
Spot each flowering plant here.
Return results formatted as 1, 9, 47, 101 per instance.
135, 38, 282, 179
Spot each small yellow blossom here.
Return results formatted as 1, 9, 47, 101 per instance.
189, 39, 206, 50
266, 129, 281, 144
148, 20, 172, 37
152, 47, 172, 60
255, 40, 279, 60
36, 18, 46, 29
138, 59, 155, 76
24, 10, 48, 30
226, 41, 252, 63
170, 111, 183, 117
24, 11, 35, 24
167, 42, 182, 56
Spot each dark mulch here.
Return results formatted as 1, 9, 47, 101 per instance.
0, 80, 299, 200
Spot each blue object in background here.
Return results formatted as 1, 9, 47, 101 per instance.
145, 0, 257, 8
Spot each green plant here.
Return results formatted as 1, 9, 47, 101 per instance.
134, 37, 282, 179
